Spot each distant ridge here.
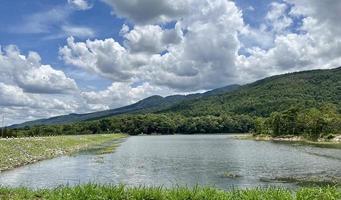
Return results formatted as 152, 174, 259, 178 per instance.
11, 66, 341, 128
10, 84, 240, 128
162, 66, 341, 117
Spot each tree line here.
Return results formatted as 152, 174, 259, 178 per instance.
2, 104, 339, 139
254, 104, 341, 139
3, 114, 253, 137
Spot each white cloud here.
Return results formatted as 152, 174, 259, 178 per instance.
246, 6, 255, 11
0, 83, 77, 110
237, 0, 341, 80
0, 82, 82, 125
68, 0, 92, 10
62, 25, 95, 38
122, 24, 182, 54
0, 45, 78, 94
239, 24, 275, 50
81, 82, 174, 110
60, 0, 244, 91
103, 0, 189, 24
60, 37, 137, 82
0, 83, 34, 107
286, 0, 341, 34
265, 2, 293, 33
0, 44, 85, 125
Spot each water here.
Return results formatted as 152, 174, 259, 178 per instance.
0, 135, 340, 189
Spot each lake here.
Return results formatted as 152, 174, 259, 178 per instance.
0, 134, 340, 189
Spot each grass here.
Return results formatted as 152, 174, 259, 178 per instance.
0, 184, 340, 200
260, 176, 340, 187
0, 134, 127, 171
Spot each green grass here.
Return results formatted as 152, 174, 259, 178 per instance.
0, 184, 340, 200
0, 134, 127, 171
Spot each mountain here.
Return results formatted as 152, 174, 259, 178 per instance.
11, 67, 341, 129
10, 84, 240, 128
162, 67, 341, 117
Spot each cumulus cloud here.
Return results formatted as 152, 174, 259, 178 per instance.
103, 0, 189, 24
0, 83, 34, 107
60, 0, 244, 91
287, 0, 341, 34
122, 24, 183, 54
0, 82, 82, 125
237, 0, 341, 80
0, 45, 78, 94
81, 82, 175, 110
0, 44, 84, 125
265, 2, 293, 33
0, 83, 77, 110
60, 37, 137, 82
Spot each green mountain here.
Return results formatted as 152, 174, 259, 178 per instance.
6, 67, 340, 137
10, 84, 240, 128
10, 67, 341, 131
163, 67, 341, 117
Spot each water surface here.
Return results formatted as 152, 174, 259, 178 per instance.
0, 135, 340, 189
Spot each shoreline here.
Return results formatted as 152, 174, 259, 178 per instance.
237, 134, 341, 147
0, 134, 127, 172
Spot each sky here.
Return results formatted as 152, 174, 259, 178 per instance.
0, 0, 341, 125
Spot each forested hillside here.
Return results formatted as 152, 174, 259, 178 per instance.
11, 85, 240, 128
164, 67, 341, 117
4, 67, 341, 139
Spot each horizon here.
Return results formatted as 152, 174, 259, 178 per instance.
1, 0, 341, 125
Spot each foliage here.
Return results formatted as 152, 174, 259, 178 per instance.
5, 67, 341, 138
253, 104, 341, 139
164, 67, 341, 117
7, 114, 254, 136
12, 85, 240, 128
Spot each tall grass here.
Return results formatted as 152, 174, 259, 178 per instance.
0, 184, 339, 200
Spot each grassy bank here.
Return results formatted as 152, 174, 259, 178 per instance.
0, 184, 340, 200
0, 134, 127, 171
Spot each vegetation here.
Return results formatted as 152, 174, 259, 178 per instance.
0, 134, 126, 171
11, 85, 240, 128
164, 67, 341, 117
0, 184, 339, 200
5, 114, 253, 136
5, 104, 339, 138
4, 67, 341, 139
254, 104, 341, 139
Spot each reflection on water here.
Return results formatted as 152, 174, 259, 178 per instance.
0, 135, 340, 189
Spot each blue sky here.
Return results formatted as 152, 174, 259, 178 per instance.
0, 0, 340, 125
0, 0, 124, 90
0, 0, 285, 91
